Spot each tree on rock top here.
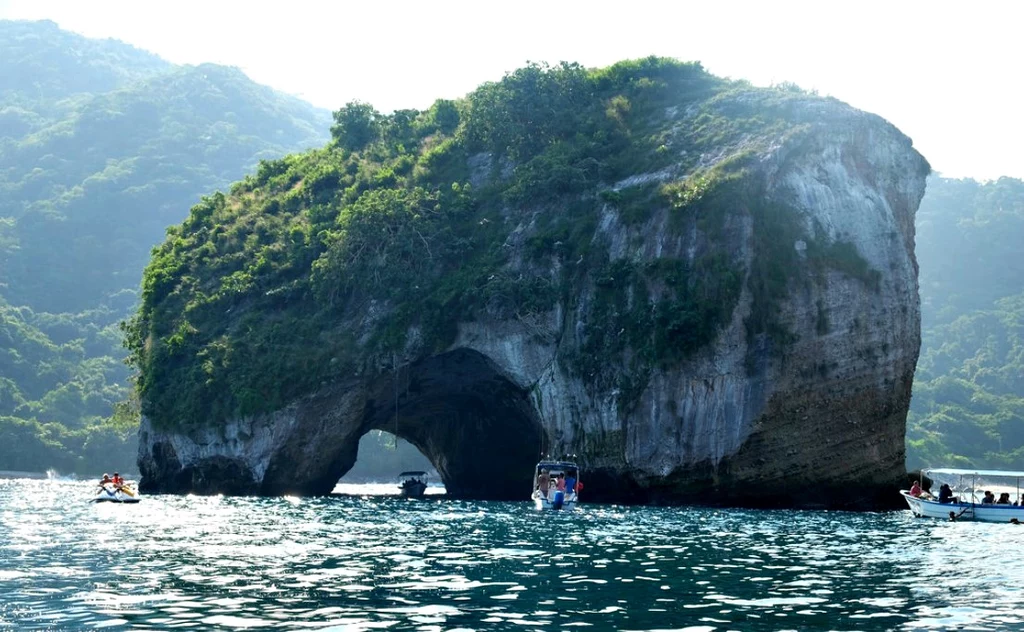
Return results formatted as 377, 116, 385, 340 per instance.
331, 101, 383, 151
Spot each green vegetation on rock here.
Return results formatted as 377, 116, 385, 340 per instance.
128, 57, 880, 428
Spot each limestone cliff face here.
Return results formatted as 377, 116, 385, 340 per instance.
138, 91, 928, 508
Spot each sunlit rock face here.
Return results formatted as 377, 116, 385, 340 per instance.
139, 95, 927, 509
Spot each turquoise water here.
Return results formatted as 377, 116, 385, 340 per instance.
1, 479, 1022, 631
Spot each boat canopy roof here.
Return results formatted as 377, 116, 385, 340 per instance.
926, 467, 1024, 479
536, 461, 578, 471
398, 471, 427, 477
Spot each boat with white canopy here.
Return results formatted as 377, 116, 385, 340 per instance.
901, 468, 1024, 522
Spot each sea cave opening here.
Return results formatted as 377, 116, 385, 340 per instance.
337, 430, 442, 494
337, 348, 546, 500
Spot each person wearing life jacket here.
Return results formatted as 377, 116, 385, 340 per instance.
111, 472, 124, 489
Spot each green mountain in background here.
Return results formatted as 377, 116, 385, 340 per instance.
0, 20, 330, 475
0, 19, 169, 112
907, 176, 1024, 469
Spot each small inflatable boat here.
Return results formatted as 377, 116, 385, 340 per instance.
93, 483, 141, 503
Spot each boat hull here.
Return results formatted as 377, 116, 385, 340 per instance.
399, 482, 427, 498
532, 490, 577, 511
901, 490, 1023, 522
93, 484, 141, 503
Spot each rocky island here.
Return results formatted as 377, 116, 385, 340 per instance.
130, 58, 928, 508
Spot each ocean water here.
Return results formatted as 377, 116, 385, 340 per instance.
1, 479, 1022, 631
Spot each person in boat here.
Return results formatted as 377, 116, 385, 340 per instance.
111, 472, 124, 489
401, 474, 424, 492
910, 481, 923, 497
981, 490, 995, 504
564, 472, 577, 496
536, 469, 550, 499
938, 483, 956, 504
555, 473, 566, 492
98, 473, 111, 488
996, 492, 1012, 505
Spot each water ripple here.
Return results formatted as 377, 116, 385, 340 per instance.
1, 479, 1023, 630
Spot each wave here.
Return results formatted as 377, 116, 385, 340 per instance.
46, 469, 78, 481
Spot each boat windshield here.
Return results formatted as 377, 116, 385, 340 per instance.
535, 462, 579, 480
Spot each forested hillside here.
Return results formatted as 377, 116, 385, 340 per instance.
0, 20, 330, 475
907, 177, 1024, 469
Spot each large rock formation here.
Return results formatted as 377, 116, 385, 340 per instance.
135, 61, 928, 508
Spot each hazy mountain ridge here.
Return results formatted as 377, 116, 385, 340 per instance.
0, 19, 170, 112
908, 176, 1024, 469
0, 20, 331, 475
1, 53, 331, 312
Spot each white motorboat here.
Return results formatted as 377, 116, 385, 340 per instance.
531, 460, 581, 510
93, 482, 141, 503
397, 471, 428, 498
902, 468, 1024, 522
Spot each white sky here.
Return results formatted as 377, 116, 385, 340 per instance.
1, 0, 1021, 180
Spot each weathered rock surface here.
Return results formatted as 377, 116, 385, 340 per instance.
139, 93, 928, 509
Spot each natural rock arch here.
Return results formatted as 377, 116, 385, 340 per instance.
334, 348, 546, 499
136, 79, 931, 509
140, 348, 547, 499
